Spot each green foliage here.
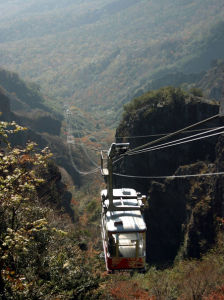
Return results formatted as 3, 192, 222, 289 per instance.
0, 122, 101, 299
131, 238, 224, 300
189, 87, 203, 97
0, 121, 26, 146
123, 87, 186, 118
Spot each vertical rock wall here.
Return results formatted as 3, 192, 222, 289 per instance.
115, 88, 222, 264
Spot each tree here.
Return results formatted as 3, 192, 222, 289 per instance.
0, 121, 53, 298
189, 87, 203, 97
0, 121, 101, 299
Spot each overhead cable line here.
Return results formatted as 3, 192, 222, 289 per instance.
113, 113, 220, 165
72, 113, 99, 167
126, 113, 220, 155
113, 125, 224, 165
72, 144, 102, 152
127, 126, 224, 156
64, 106, 101, 176
68, 143, 100, 176
112, 114, 224, 179
116, 126, 222, 139
113, 171, 224, 180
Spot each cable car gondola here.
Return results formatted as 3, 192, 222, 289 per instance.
100, 143, 147, 272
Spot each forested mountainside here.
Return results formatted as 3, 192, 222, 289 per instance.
0, 67, 100, 135
197, 59, 224, 101
122, 59, 224, 110
0, 72, 85, 188
0, 68, 106, 183
0, 122, 104, 299
115, 87, 223, 265
0, 0, 224, 124
0, 88, 77, 217
0, 68, 51, 113
1, 80, 224, 298
0, 78, 106, 299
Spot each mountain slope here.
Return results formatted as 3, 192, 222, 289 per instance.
0, 0, 224, 125
196, 60, 224, 102
0, 71, 83, 189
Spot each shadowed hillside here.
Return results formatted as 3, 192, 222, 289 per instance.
115, 87, 223, 264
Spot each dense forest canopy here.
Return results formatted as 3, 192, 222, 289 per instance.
0, 0, 224, 125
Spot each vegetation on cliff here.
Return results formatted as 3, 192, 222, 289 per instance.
0, 71, 84, 190
0, 122, 104, 299
107, 240, 224, 299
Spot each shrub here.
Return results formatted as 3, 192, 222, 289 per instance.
110, 280, 153, 300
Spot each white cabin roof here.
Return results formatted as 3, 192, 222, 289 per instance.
101, 188, 138, 199
101, 188, 146, 233
106, 210, 146, 232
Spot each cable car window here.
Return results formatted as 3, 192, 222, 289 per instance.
117, 233, 145, 258
122, 190, 131, 195
123, 200, 138, 206
138, 232, 145, 257
118, 233, 138, 258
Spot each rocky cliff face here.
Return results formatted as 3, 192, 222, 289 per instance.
115, 87, 223, 264
116, 87, 219, 193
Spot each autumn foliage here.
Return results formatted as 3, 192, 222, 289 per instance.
0, 122, 101, 299
205, 286, 224, 300
110, 280, 153, 300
